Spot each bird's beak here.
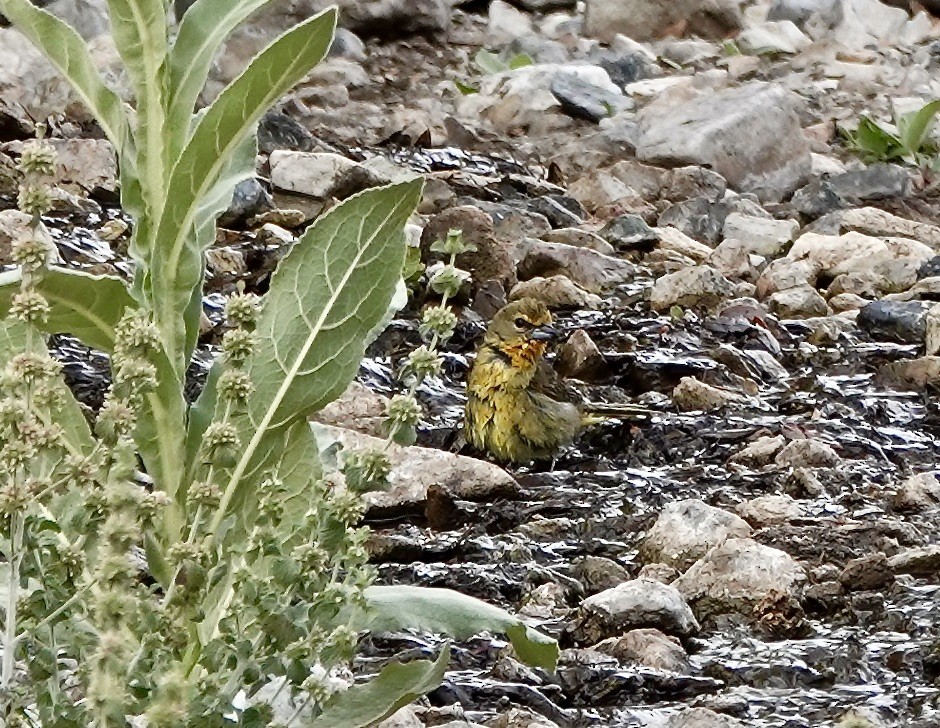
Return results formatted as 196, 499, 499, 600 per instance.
530, 324, 559, 342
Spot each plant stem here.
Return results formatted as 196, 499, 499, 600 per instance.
2, 512, 25, 690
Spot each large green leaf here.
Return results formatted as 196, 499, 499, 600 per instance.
0, 0, 132, 155
362, 586, 559, 671
149, 7, 337, 371
0, 268, 134, 353
105, 0, 170, 226
206, 179, 421, 536
166, 0, 276, 159
308, 648, 449, 728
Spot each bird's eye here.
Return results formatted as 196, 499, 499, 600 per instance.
514, 317, 531, 329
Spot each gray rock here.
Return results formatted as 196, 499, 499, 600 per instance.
550, 72, 631, 122
473, 200, 553, 242
858, 300, 930, 345
541, 228, 615, 255
595, 628, 691, 673
269, 151, 363, 198
887, 545, 940, 576
674, 538, 806, 623
767, 0, 842, 29
517, 239, 638, 293
341, 0, 452, 37
328, 27, 367, 60
766, 285, 830, 319
507, 35, 569, 65
775, 438, 841, 468
827, 163, 912, 203
568, 578, 700, 642
595, 51, 659, 88
640, 499, 752, 571
258, 112, 315, 153
649, 266, 736, 311
508, 0, 577, 9
672, 377, 743, 412
573, 555, 631, 593
637, 83, 811, 202
526, 195, 584, 227
791, 180, 845, 218
583, 0, 743, 42
317, 425, 520, 514
602, 214, 657, 248
893, 472, 940, 511
657, 197, 729, 246
662, 166, 728, 203
219, 178, 274, 227
509, 275, 602, 309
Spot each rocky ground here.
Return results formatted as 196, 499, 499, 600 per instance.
4, 0, 940, 726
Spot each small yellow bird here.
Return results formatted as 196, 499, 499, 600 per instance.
464, 298, 646, 463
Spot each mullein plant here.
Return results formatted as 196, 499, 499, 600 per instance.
0, 1, 556, 725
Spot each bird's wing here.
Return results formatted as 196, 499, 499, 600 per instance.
529, 359, 577, 402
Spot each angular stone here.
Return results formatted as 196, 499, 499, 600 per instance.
649, 265, 736, 311
858, 300, 930, 345
568, 578, 700, 642
636, 83, 811, 202
640, 499, 752, 571
674, 538, 806, 623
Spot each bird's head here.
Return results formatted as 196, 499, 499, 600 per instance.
483, 298, 558, 369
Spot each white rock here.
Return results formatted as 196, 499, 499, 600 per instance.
655, 227, 713, 263
756, 258, 822, 299
486, 0, 534, 46
571, 578, 700, 640
457, 63, 620, 133
721, 213, 798, 256
649, 265, 736, 311
377, 707, 423, 728
834, 0, 909, 49
640, 499, 752, 570
636, 82, 811, 202
829, 207, 940, 252
269, 151, 360, 198
674, 538, 806, 622
787, 231, 934, 278
665, 708, 746, 727
766, 284, 830, 319
737, 20, 811, 54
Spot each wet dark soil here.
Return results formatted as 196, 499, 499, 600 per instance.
18, 140, 940, 727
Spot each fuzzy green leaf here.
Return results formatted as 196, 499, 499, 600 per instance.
206, 179, 422, 536
0, 0, 133, 154
166, 0, 278, 158
309, 648, 449, 728
0, 268, 134, 352
106, 0, 169, 224
361, 585, 559, 671
149, 7, 336, 372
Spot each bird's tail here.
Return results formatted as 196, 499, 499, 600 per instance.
580, 402, 652, 426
